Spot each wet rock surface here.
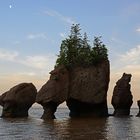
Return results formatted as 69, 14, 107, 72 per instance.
111, 73, 133, 116
66, 98, 108, 117
37, 60, 110, 119
67, 60, 110, 117
36, 66, 69, 119
0, 83, 37, 118
136, 100, 140, 117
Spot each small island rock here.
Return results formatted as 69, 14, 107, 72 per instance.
36, 60, 110, 119
111, 73, 133, 116
36, 24, 110, 119
0, 83, 37, 118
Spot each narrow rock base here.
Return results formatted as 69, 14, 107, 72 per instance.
1, 103, 29, 118
41, 102, 58, 119
66, 98, 108, 117
136, 100, 140, 117
113, 109, 130, 116
136, 112, 140, 117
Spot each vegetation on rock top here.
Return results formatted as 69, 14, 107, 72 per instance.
56, 24, 108, 68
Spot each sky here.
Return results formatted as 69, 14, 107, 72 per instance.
0, 0, 140, 107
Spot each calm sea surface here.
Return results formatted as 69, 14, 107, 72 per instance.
0, 106, 140, 140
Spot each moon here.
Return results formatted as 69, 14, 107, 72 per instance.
9, 5, 12, 9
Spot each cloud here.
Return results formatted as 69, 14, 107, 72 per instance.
0, 49, 19, 61
0, 49, 56, 94
16, 72, 37, 76
44, 9, 76, 25
27, 33, 47, 40
120, 45, 140, 65
136, 28, 140, 32
109, 44, 140, 99
110, 45, 140, 75
21, 55, 56, 70
0, 72, 50, 93
0, 49, 56, 70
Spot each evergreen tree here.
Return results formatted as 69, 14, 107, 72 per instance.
90, 36, 108, 64
77, 32, 91, 66
56, 24, 82, 67
55, 24, 108, 68
56, 40, 68, 66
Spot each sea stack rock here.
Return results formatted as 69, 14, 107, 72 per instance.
36, 60, 110, 119
0, 83, 37, 118
36, 66, 69, 119
136, 100, 140, 117
111, 73, 133, 116
36, 25, 110, 119
67, 60, 110, 117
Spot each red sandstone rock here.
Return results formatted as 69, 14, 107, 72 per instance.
36, 60, 110, 119
0, 83, 37, 118
36, 65, 69, 119
67, 60, 110, 117
111, 73, 133, 116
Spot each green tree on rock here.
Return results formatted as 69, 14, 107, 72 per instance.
77, 32, 91, 66
55, 24, 108, 68
56, 24, 82, 67
90, 36, 108, 65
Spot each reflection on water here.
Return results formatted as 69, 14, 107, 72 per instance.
0, 107, 140, 140
41, 117, 108, 140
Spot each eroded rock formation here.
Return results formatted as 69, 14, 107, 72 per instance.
67, 60, 110, 117
111, 73, 133, 116
136, 100, 140, 117
36, 60, 110, 119
36, 66, 69, 119
0, 83, 37, 118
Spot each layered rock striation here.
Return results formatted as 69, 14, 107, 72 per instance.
0, 83, 37, 118
111, 73, 133, 116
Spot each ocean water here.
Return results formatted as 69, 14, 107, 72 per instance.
0, 106, 140, 140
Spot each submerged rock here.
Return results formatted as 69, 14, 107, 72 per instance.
111, 73, 133, 116
136, 100, 140, 117
67, 60, 110, 117
0, 83, 37, 118
36, 66, 69, 119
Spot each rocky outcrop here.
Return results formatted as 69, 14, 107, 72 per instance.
67, 60, 110, 117
36, 66, 69, 119
136, 100, 140, 117
111, 73, 133, 116
0, 83, 37, 118
36, 60, 110, 119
